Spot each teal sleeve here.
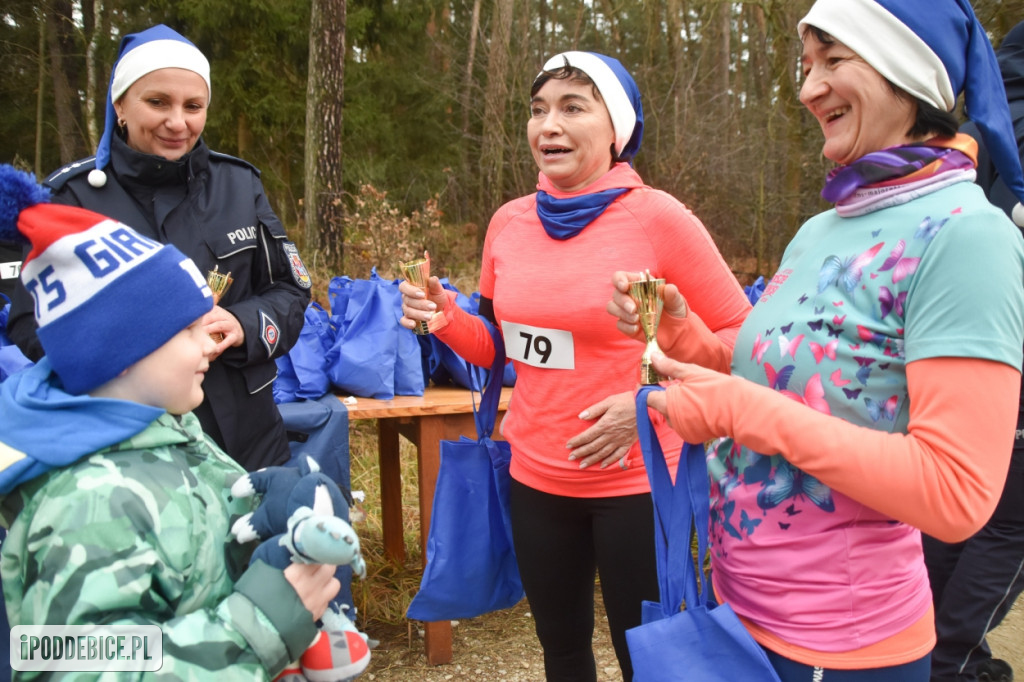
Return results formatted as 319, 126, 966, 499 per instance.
904, 201, 1024, 368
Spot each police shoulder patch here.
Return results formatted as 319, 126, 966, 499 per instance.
283, 242, 312, 290
259, 310, 281, 358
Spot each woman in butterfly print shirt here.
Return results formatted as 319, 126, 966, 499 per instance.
608, 1, 1024, 679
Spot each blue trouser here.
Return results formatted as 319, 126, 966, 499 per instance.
923, 448, 1024, 681
278, 396, 356, 614
765, 649, 930, 681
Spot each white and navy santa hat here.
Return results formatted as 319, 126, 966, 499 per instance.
88, 24, 211, 189
799, 0, 1024, 227
0, 165, 213, 395
538, 51, 645, 162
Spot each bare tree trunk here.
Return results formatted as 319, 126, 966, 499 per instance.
453, 0, 483, 229
237, 113, 252, 158
767, 0, 814, 271
720, 0, 734, 153
477, 0, 514, 241
665, 0, 685, 169
45, 0, 80, 164
35, 8, 46, 177
596, 0, 623, 51
460, 0, 482, 139
304, 0, 347, 273
84, 0, 104, 151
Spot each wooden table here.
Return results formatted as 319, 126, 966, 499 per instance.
343, 385, 513, 665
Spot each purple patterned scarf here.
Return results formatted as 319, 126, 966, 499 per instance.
822, 142, 975, 204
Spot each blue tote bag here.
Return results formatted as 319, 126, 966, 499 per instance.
627, 386, 780, 682
325, 268, 425, 399
406, 326, 524, 621
274, 301, 335, 403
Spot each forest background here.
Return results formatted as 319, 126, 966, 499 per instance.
2, 0, 1023, 294
4, 4, 1024, 675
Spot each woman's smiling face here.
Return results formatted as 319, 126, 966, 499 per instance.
528, 76, 616, 192
799, 30, 919, 165
114, 68, 209, 161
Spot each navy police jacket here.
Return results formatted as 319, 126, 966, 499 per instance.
8, 134, 311, 470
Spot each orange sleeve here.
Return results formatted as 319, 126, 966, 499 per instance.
430, 289, 497, 368
657, 308, 742, 374
665, 356, 1019, 541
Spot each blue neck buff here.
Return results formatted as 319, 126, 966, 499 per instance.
536, 188, 630, 240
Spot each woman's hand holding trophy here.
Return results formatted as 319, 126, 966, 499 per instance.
628, 270, 666, 385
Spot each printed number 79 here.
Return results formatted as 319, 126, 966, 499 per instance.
519, 331, 552, 364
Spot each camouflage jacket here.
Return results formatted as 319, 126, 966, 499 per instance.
0, 412, 317, 680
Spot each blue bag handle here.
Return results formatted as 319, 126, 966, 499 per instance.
471, 325, 507, 441
635, 386, 711, 613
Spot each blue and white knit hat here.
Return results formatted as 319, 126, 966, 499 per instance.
0, 165, 213, 394
539, 51, 645, 162
799, 0, 1024, 227
88, 24, 211, 189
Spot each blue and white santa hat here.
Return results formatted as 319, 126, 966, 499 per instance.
538, 51, 645, 162
88, 24, 211, 189
799, 0, 1024, 227
0, 165, 213, 395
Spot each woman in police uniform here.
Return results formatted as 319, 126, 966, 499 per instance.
7, 24, 310, 472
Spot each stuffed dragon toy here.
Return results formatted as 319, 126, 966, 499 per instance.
231, 455, 371, 682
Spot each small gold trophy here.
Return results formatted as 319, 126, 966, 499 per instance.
629, 271, 666, 385
206, 266, 234, 342
398, 251, 432, 335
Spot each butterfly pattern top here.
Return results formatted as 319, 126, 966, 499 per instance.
709, 196, 975, 555
704, 168, 1024, 650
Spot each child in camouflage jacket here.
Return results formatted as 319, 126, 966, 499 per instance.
0, 164, 339, 680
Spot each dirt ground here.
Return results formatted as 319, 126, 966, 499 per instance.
362, 590, 619, 681
989, 597, 1024, 675
361, 594, 1023, 681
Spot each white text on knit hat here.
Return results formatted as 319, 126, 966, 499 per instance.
23, 222, 165, 325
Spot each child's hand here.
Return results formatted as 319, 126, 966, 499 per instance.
283, 563, 340, 621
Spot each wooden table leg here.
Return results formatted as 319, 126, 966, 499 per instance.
377, 418, 405, 564
415, 415, 453, 665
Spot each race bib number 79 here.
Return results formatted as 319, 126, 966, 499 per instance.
501, 320, 574, 370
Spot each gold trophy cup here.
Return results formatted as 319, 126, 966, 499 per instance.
399, 251, 432, 335
206, 266, 234, 342
629, 272, 666, 385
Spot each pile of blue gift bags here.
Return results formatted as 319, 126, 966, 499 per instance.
273, 268, 515, 404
